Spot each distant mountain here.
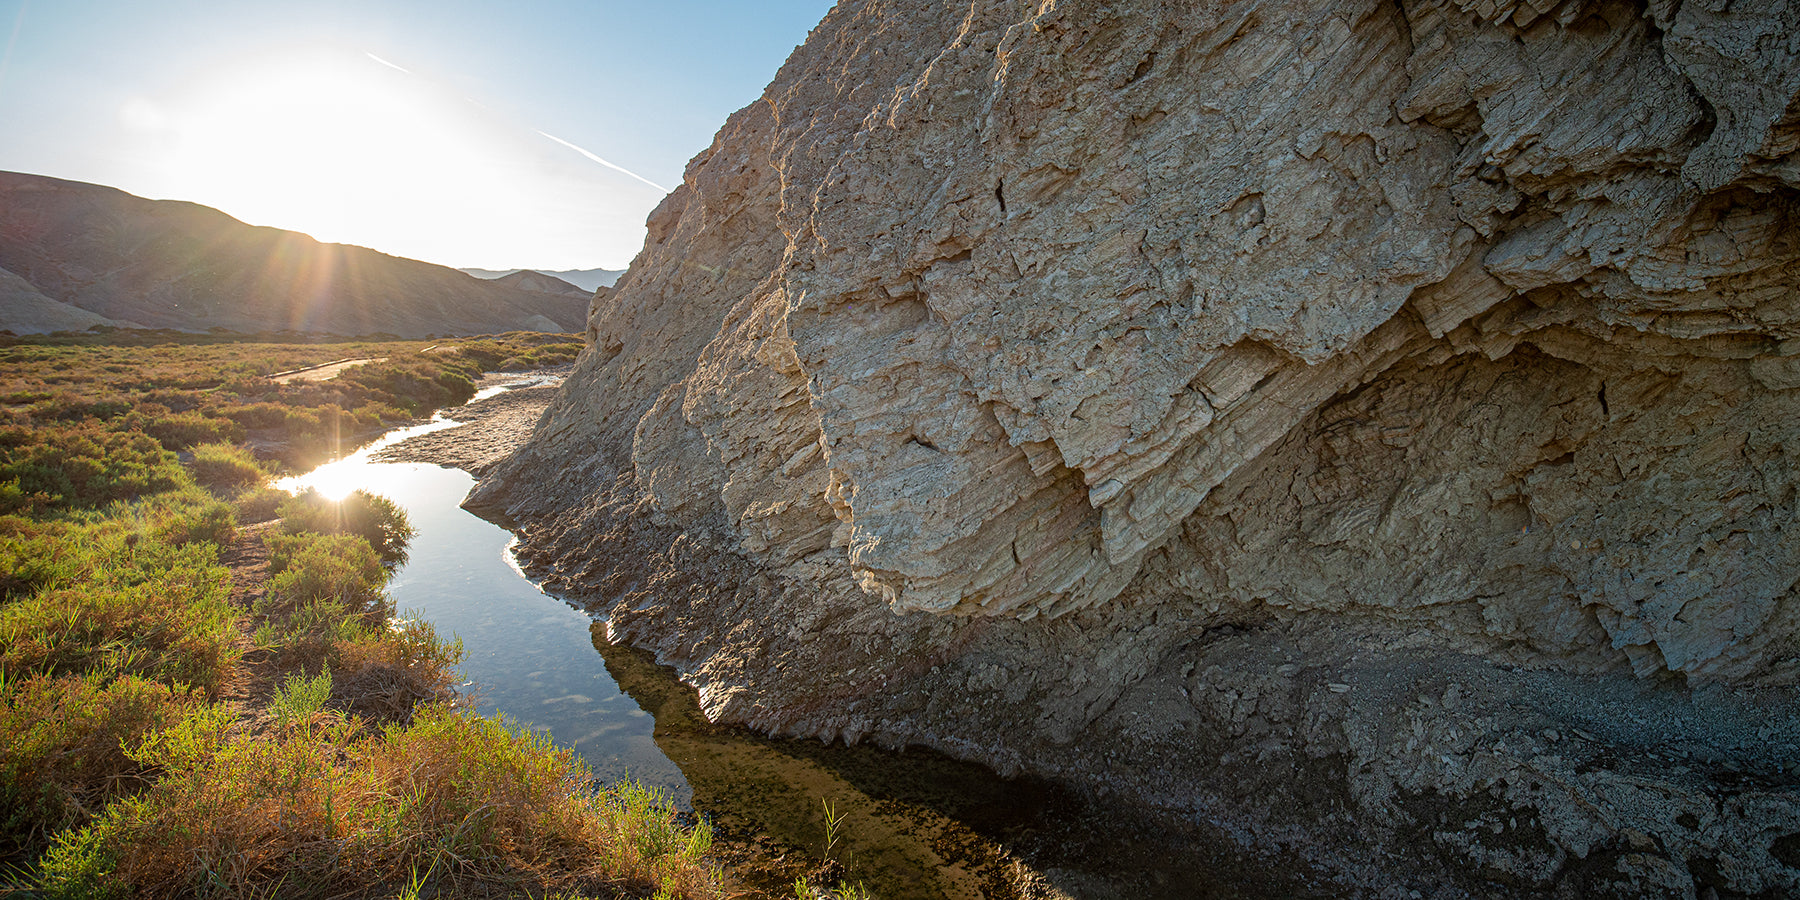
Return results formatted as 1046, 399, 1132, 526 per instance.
0, 172, 584, 337
492, 270, 588, 297
0, 265, 139, 334
460, 267, 622, 292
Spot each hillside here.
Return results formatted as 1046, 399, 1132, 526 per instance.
461, 266, 622, 292
476, 0, 1800, 895
492, 269, 590, 297
0, 172, 583, 337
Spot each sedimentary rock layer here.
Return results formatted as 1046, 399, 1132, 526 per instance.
482, 0, 1800, 894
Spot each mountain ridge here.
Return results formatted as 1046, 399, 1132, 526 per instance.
0, 172, 583, 337
460, 267, 622, 293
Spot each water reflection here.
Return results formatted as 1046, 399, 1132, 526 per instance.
278, 431, 692, 804
591, 631, 1322, 900
271, 383, 1319, 899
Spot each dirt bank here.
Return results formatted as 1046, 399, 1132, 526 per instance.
373, 370, 565, 474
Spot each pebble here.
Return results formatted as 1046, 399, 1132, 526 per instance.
1328, 682, 1351, 693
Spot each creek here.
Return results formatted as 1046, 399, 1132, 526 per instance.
277, 376, 1312, 900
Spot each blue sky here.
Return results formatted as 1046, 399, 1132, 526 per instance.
0, 0, 837, 269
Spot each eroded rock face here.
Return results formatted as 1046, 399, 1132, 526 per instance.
481, 0, 1800, 894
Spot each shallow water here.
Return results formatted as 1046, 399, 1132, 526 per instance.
276, 382, 1316, 899
277, 405, 692, 803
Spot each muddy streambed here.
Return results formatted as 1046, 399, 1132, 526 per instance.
278, 375, 1317, 900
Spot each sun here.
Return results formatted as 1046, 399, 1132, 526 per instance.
140, 47, 567, 265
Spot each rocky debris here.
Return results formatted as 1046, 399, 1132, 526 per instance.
0, 172, 585, 337
375, 372, 566, 476
476, 0, 1800, 894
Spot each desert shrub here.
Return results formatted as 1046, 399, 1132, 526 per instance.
279, 489, 414, 564
0, 579, 238, 693
150, 497, 235, 548
216, 401, 290, 430
526, 342, 583, 366
266, 668, 334, 728
142, 411, 244, 451
0, 673, 199, 855
38, 705, 719, 900
329, 614, 462, 724
0, 426, 185, 511
231, 485, 286, 523
187, 442, 266, 490
266, 532, 384, 609
334, 357, 479, 415
449, 339, 507, 369
26, 393, 132, 423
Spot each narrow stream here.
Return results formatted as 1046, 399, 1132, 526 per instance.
276, 377, 1315, 900
276, 383, 691, 803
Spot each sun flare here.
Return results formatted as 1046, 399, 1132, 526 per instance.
122, 47, 660, 268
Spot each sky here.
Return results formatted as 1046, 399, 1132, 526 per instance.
0, 0, 837, 270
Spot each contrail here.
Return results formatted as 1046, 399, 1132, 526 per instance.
537, 130, 670, 193
365, 52, 410, 74
0, 1, 30, 94
358, 51, 669, 195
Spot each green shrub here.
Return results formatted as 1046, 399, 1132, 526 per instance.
267, 668, 333, 727
0, 530, 238, 691
38, 705, 720, 899
0, 524, 77, 602
232, 485, 286, 523
142, 412, 244, 451
267, 532, 383, 605
151, 497, 235, 548
279, 489, 414, 565
0, 426, 185, 511
187, 442, 266, 490
0, 478, 52, 516
216, 401, 290, 431
0, 673, 198, 856
256, 532, 388, 666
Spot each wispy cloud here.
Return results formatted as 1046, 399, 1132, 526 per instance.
537, 131, 670, 194
364, 52, 410, 74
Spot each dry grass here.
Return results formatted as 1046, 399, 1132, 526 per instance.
1, 340, 719, 898
37, 705, 718, 899
0, 330, 581, 470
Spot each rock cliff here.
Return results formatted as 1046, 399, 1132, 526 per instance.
479, 0, 1800, 894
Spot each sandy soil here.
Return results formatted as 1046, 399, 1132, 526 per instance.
372, 370, 565, 474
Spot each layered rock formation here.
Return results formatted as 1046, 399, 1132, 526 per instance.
0, 172, 584, 337
480, 0, 1800, 894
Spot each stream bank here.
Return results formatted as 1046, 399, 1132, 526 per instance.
364, 372, 1327, 899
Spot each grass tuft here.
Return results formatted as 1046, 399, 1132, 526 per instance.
266, 668, 333, 728
187, 443, 267, 491
279, 489, 415, 565
38, 706, 719, 899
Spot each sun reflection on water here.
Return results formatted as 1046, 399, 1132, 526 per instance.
274, 416, 463, 499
